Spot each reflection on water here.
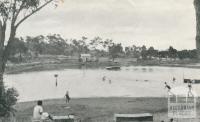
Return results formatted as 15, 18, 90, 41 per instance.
4, 66, 200, 102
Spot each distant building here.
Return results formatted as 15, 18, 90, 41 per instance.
80, 54, 91, 62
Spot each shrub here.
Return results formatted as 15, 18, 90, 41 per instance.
0, 87, 18, 117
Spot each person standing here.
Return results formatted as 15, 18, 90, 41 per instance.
188, 82, 193, 97
164, 82, 171, 92
65, 91, 70, 104
172, 77, 176, 83
164, 82, 174, 95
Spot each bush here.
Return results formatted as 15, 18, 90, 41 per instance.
0, 87, 18, 117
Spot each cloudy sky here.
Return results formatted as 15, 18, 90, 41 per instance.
17, 0, 196, 50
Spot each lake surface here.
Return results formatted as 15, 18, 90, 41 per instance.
4, 66, 200, 102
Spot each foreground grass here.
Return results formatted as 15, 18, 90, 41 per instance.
14, 97, 169, 122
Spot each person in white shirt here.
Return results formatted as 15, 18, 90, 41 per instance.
33, 100, 43, 121
33, 100, 54, 122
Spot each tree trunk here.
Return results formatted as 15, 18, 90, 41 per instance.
0, 72, 4, 97
194, 0, 200, 58
19, 52, 22, 62
0, 22, 16, 96
0, 21, 5, 97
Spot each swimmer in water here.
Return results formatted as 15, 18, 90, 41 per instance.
102, 76, 106, 81
172, 77, 176, 83
109, 79, 112, 84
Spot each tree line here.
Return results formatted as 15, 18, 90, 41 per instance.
9, 34, 198, 62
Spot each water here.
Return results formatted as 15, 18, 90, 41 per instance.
4, 66, 200, 102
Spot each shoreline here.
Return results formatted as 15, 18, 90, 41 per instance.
5, 60, 200, 74
17, 96, 168, 103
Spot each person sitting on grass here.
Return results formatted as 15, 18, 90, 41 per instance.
33, 100, 53, 122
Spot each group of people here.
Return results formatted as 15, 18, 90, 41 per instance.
33, 75, 195, 121
164, 77, 193, 97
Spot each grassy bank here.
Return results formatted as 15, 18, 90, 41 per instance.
14, 97, 169, 122
14, 97, 200, 122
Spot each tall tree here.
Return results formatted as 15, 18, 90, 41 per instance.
147, 46, 157, 59
10, 37, 27, 62
71, 38, 89, 55
108, 43, 123, 61
0, 0, 60, 117
168, 46, 177, 59
26, 35, 46, 57
141, 45, 147, 59
131, 45, 140, 58
102, 39, 113, 50
194, 0, 200, 58
47, 34, 69, 55
125, 46, 131, 56
89, 36, 102, 50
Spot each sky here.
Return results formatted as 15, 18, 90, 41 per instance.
16, 0, 196, 50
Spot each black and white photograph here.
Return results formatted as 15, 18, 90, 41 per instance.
0, 0, 199, 122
